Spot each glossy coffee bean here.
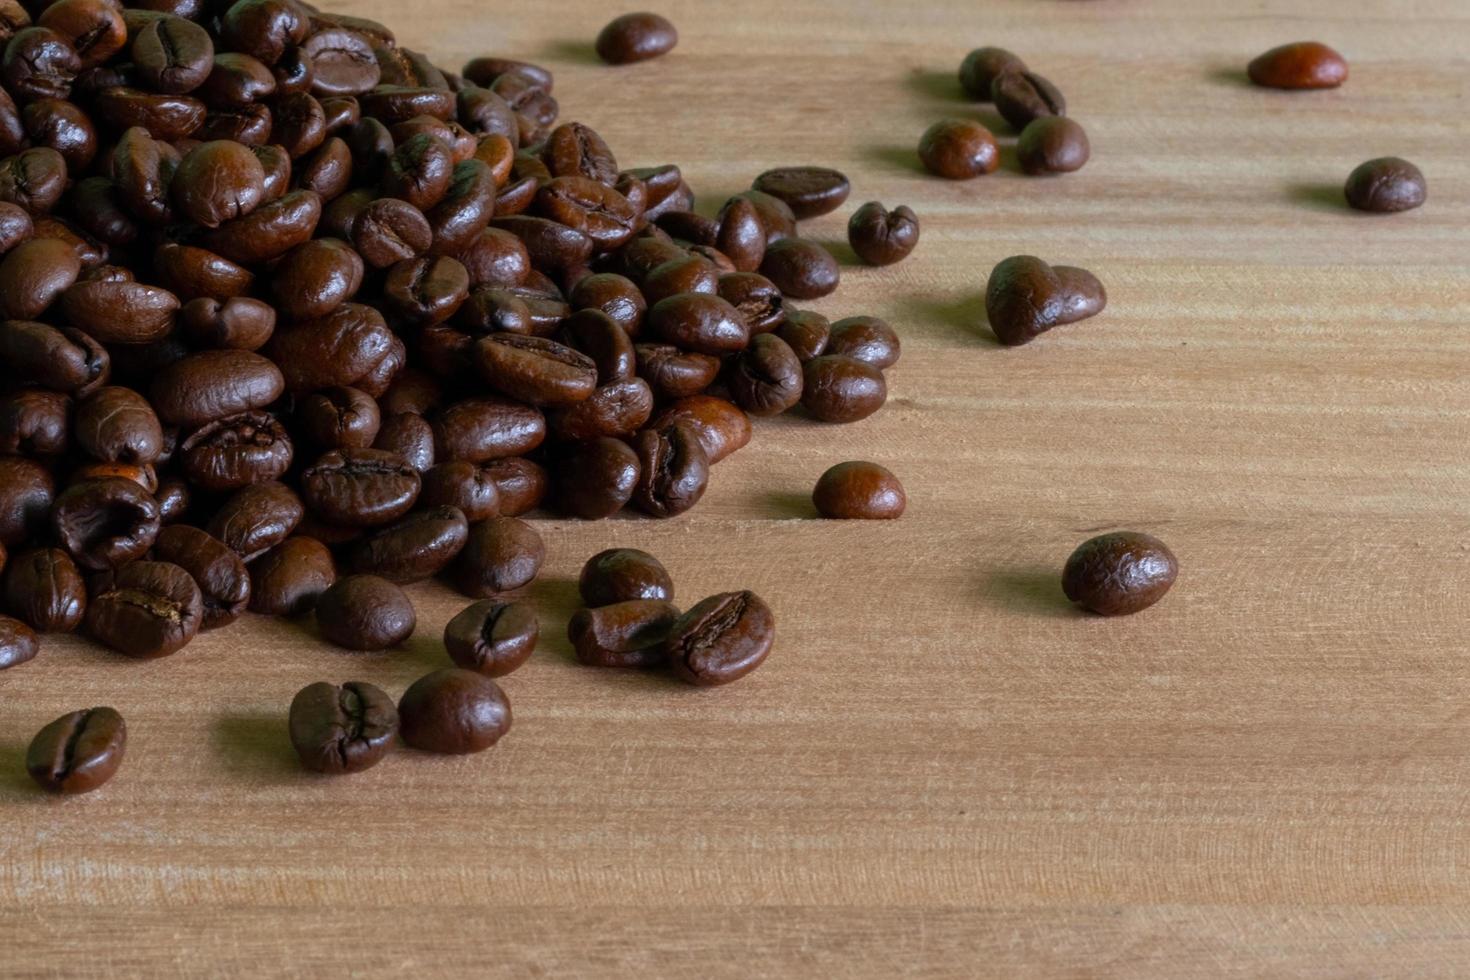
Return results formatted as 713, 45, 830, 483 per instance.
595, 12, 677, 65
800, 356, 887, 424
248, 535, 335, 615
642, 254, 718, 305
3, 547, 84, 632
132, 14, 213, 94
991, 70, 1066, 130
397, 667, 510, 754
1062, 531, 1178, 616
3, 27, 79, 102
728, 332, 803, 417
0, 613, 36, 669
0, 390, 69, 456
154, 243, 255, 300
152, 524, 250, 630
631, 422, 708, 518
776, 309, 830, 362
268, 303, 395, 393
959, 46, 1025, 100
752, 166, 849, 220
85, 559, 203, 657
650, 395, 750, 464
180, 294, 275, 351
716, 271, 784, 333
578, 548, 673, 607
26, 707, 125, 794
664, 590, 774, 686
301, 386, 380, 450
0, 237, 80, 319
713, 196, 765, 272
481, 457, 547, 516
155, 477, 190, 525
473, 333, 598, 406
568, 599, 678, 668
444, 598, 537, 676
0, 458, 54, 546
648, 292, 749, 355
316, 574, 415, 650
38, 0, 127, 70
206, 480, 303, 560
1345, 157, 1426, 213
813, 461, 905, 520
59, 278, 180, 344
419, 461, 500, 521
150, 349, 284, 427
300, 447, 421, 527
450, 516, 544, 597
918, 119, 999, 179
373, 412, 435, 472
352, 196, 432, 268
1248, 41, 1347, 90
345, 505, 467, 583
634, 343, 718, 400
179, 410, 292, 490
985, 255, 1106, 346
554, 436, 640, 519
52, 477, 159, 570
272, 237, 364, 319
847, 201, 919, 267
0, 321, 107, 396
288, 680, 397, 774
1018, 116, 1089, 175
759, 238, 839, 300
827, 316, 901, 369
74, 387, 163, 464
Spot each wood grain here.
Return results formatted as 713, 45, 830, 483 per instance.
4, 0, 1470, 975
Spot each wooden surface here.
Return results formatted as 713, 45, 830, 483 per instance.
5, 0, 1470, 976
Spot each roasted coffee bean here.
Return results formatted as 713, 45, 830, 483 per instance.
648, 292, 749, 354
206, 480, 303, 560
150, 349, 283, 427
595, 12, 677, 65
450, 516, 543, 596
0, 613, 36, 669
578, 548, 673, 607
713, 196, 765, 272
642, 254, 718, 304
74, 387, 163, 465
991, 70, 1066, 130
373, 412, 435, 472
462, 56, 552, 92
547, 377, 653, 441
1062, 531, 1178, 616
847, 201, 919, 266
0, 389, 69, 456
813, 461, 905, 520
38, 0, 127, 70
380, 131, 453, 211
554, 436, 640, 519
536, 175, 636, 248
0, 200, 31, 253
959, 46, 1026, 100
248, 534, 335, 615
760, 238, 839, 300
1018, 116, 1090, 175
152, 524, 250, 629
271, 237, 364, 319
630, 422, 708, 517
301, 385, 380, 449
918, 119, 999, 179
657, 209, 717, 247
473, 333, 598, 407
382, 254, 470, 325
543, 122, 617, 184
651, 395, 751, 464
380, 368, 442, 417
480, 457, 546, 516
775, 310, 829, 363
397, 667, 510, 754
444, 598, 537, 676
22, 97, 96, 171
752, 166, 850, 220
202, 189, 322, 265
220, 0, 308, 67
985, 254, 1106, 346
3, 27, 79, 101
300, 447, 420, 527
561, 308, 635, 382
459, 226, 530, 287
0, 458, 54, 546
635, 343, 720, 399
59, 278, 179, 344
197, 101, 268, 143
268, 303, 395, 393
198, 51, 276, 105
179, 410, 292, 489
154, 243, 255, 300
85, 559, 202, 657
0, 237, 80, 319
491, 214, 593, 270
1344, 157, 1426, 213
419, 461, 500, 521
345, 505, 467, 583
715, 271, 784, 333
0, 145, 68, 215
432, 396, 545, 462
827, 316, 901, 369
72, 461, 157, 494
316, 573, 415, 649
298, 136, 355, 199
1248, 41, 1347, 90
425, 158, 496, 253
729, 332, 803, 417
2, 547, 84, 632
455, 284, 532, 334
26, 706, 125, 794
800, 356, 887, 424
288, 680, 396, 774
132, 14, 213, 94
155, 477, 189, 524
664, 590, 774, 686
52, 477, 159, 571
569, 599, 678, 668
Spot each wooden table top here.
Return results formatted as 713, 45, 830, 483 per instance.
6, 0, 1470, 976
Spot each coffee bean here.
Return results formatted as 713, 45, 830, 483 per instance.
150, 349, 284, 427
302, 29, 380, 96
451, 516, 544, 597
2, 547, 84, 632
301, 386, 381, 450
918, 119, 999, 179
729, 332, 803, 417
398, 667, 510, 754
481, 457, 547, 516
373, 412, 435, 472
1017, 116, 1090, 175
26, 706, 125, 794
153, 243, 255, 300
985, 255, 1106, 346
648, 292, 750, 354
132, 15, 213, 94
751, 166, 850, 220
714, 197, 765, 272
288, 680, 397, 774
664, 590, 774, 686
0, 613, 37, 669
553, 436, 640, 519
300, 447, 421, 527
316, 574, 416, 649
345, 505, 467, 583
635, 343, 720, 400
179, 410, 293, 490
444, 598, 537, 676
630, 422, 708, 517
155, 477, 190, 525
561, 309, 635, 383
776, 309, 830, 362
536, 176, 636, 247
759, 238, 839, 300
268, 303, 396, 393
1062, 531, 1178, 616
152, 524, 250, 629
650, 395, 751, 463
473, 333, 598, 406
1248, 41, 1347, 90
420, 461, 500, 521
248, 535, 336, 615
827, 316, 901, 369
0, 389, 70, 457
271, 237, 364, 319
462, 56, 552, 92
59, 278, 180, 344
991, 71, 1065, 131
52, 477, 160, 571
3, 27, 79, 102
579, 548, 673, 607
959, 46, 1025, 100
74, 387, 163, 464
1344, 157, 1426, 213
569, 599, 679, 668
38, 0, 127, 70
595, 12, 677, 65
206, 480, 303, 560
800, 356, 887, 424
0, 237, 81, 319
813, 461, 905, 520
847, 201, 919, 267
0, 321, 108, 396
85, 559, 203, 657
548, 377, 653, 441
715, 271, 784, 334
432, 397, 546, 462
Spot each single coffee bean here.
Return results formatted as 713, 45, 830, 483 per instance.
462, 56, 552, 92
634, 343, 720, 400
648, 292, 750, 354
561, 308, 635, 383
985, 254, 1106, 346
132, 14, 213, 94
26, 706, 125, 794
918, 119, 999, 179
59, 278, 180, 345
398, 667, 510, 754
827, 316, 901, 369
419, 461, 500, 521
664, 590, 774, 686
481, 457, 547, 516
85, 560, 203, 657
1062, 531, 1178, 616
642, 254, 719, 305
74, 387, 163, 464
579, 548, 673, 606
800, 356, 887, 424
288, 680, 397, 774
0, 389, 70, 457
847, 201, 919, 267
714, 197, 765, 272
431, 397, 546, 462
153, 243, 255, 301
990, 70, 1066, 131
729, 332, 803, 417
751, 166, 850, 220
630, 422, 708, 518
39, 0, 127, 70
595, 12, 677, 65
302, 30, 380, 97
179, 410, 293, 490
316, 574, 416, 649
444, 598, 538, 676
0, 321, 108, 396
301, 386, 381, 450
450, 516, 544, 597
150, 349, 284, 428
52, 477, 160, 570
0, 236, 81, 319
554, 436, 640, 519
776, 309, 830, 362
568, 598, 679, 668
1017, 116, 1090, 175
206, 480, 303, 561
345, 505, 468, 583
300, 447, 421, 527
1247, 41, 1347, 90
650, 395, 751, 464
473, 333, 598, 406
2, 547, 84, 632
812, 461, 906, 520
248, 535, 336, 615
715, 271, 784, 334
1344, 157, 1426, 213
959, 46, 1026, 100
271, 237, 365, 320
0, 613, 37, 669
152, 524, 250, 629
373, 412, 435, 472
267, 303, 396, 394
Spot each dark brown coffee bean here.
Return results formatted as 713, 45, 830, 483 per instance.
0, 322, 107, 395
642, 254, 718, 305
578, 548, 672, 607
991, 70, 1066, 132
480, 457, 546, 516
0, 612, 36, 669
26, 706, 125, 793
3, 27, 79, 101
759, 238, 839, 300
450, 515, 543, 597
0, 200, 32, 253
1062, 531, 1178, 616
179, 410, 292, 490
985, 254, 1106, 346
202, 188, 321, 265
85, 559, 202, 657
38, 0, 127, 70
248, 534, 335, 615
59, 278, 180, 344
302, 27, 379, 97
542, 121, 617, 184
198, 51, 276, 105
918, 119, 999, 179
271, 237, 363, 319
220, 0, 307, 66
729, 332, 803, 417
648, 292, 749, 355
52, 477, 159, 570
432, 396, 545, 462
535, 175, 636, 248
752, 166, 849, 220
420, 461, 499, 521
315, 573, 415, 649
847, 201, 919, 266
959, 46, 1026, 100
153, 243, 254, 300
547, 378, 653, 441
827, 316, 901, 369
382, 253, 469, 325
655, 209, 717, 247
713, 272, 783, 335
665, 590, 774, 686
297, 135, 354, 199
150, 349, 284, 427
132, 14, 213, 94
152, 524, 250, 629
268, 302, 395, 393
491, 214, 593, 271
345, 505, 467, 583
1344, 157, 1426, 213
630, 422, 708, 518
289, 680, 396, 774
373, 412, 434, 472
360, 84, 456, 125
462, 56, 551, 92
207, 480, 303, 560
444, 598, 536, 676
459, 227, 529, 288
596, 11, 676, 65
72, 387, 162, 465
3, 547, 83, 631
650, 394, 750, 464
1248, 41, 1347, 90
473, 333, 598, 406
0, 389, 69, 456
21, 96, 95, 171
397, 667, 510, 754
635, 343, 719, 400
800, 356, 887, 424
300, 385, 379, 450
560, 308, 634, 382
1017, 116, 1090, 175
568, 599, 678, 668
711, 196, 765, 272
813, 461, 905, 520
554, 436, 639, 519
300, 447, 420, 528
0, 236, 79, 318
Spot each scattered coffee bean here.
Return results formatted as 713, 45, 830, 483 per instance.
813, 462, 906, 520
444, 598, 538, 676
664, 590, 775, 686
959, 46, 1026, 100
827, 316, 901, 370
918, 119, 999, 179
751, 166, 850, 220
1062, 531, 1178, 615
579, 548, 674, 607
345, 505, 468, 583
847, 202, 919, 267
26, 706, 126, 794
759, 238, 839, 300
1248, 41, 1347, 90
288, 680, 398, 774
569, 599, 679, 668
316, 574, 416, 650
596, 12, 677, 65
801, 356, 887, 423
1017, 116, 1090, 175
1344, 157, 1426, 213
985, 255, 1106, 346
990, 70, 1065, 131
398, 667, 511, 754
